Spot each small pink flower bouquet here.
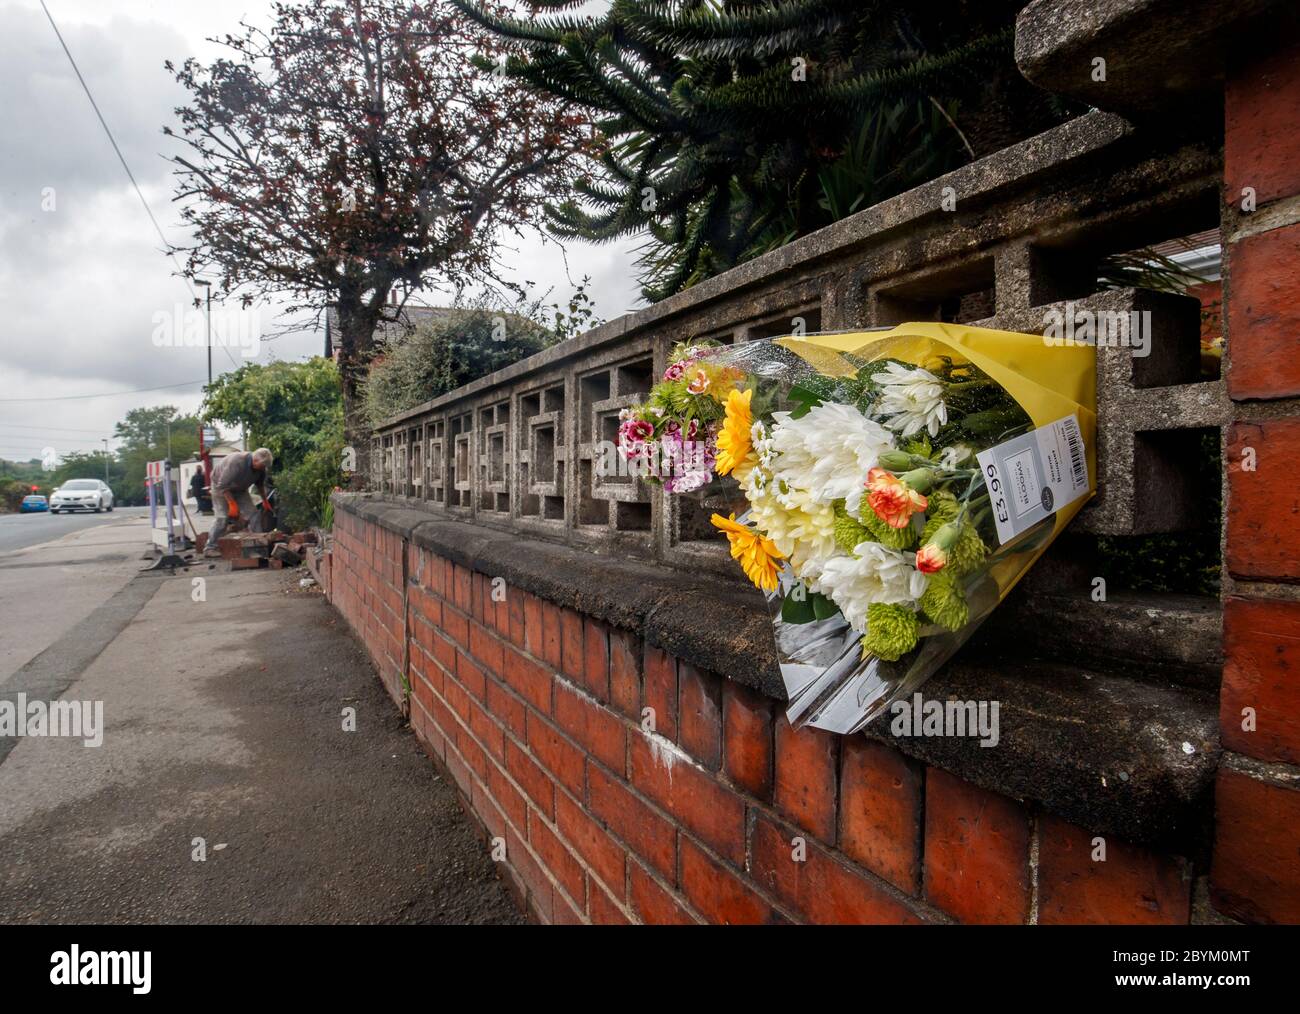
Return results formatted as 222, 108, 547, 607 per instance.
616, 341, 745, 493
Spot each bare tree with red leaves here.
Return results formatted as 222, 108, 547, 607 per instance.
164, 0, 590, 477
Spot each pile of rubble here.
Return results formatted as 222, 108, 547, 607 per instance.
211, 530, 318, 570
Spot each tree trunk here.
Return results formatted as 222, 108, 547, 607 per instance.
335, 297, 382, 490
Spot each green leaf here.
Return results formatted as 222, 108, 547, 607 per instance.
787, 383, 823, 420
811, 592, 840, 621
781, 586, 816, 624
781, 588, 839, 624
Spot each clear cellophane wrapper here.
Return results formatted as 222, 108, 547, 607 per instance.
674, 323, 1097, 733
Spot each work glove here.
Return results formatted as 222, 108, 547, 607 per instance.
226, 496, 240, 520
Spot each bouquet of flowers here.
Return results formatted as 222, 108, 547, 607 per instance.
618, 322, 1097, 733
616, 341, 743, 493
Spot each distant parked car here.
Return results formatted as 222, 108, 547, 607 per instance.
19, 494, 48, 513
50, 479, 114, 514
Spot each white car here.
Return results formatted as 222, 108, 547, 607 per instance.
50, 479, 114, 514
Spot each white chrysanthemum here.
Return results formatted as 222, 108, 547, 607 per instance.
747, 483, 836, 579
768, 402, 895, 514
875, 362, 948, 437
938, 442, 975, 470
815, 542, 929, 633
751, 420, 775, 471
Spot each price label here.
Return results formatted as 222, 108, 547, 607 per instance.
976, 415, 1089, 545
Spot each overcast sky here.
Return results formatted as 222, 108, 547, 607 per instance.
0, 0, 641, 466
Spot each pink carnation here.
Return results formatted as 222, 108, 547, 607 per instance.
619, 419, 653, 444
664, 470, 712, 494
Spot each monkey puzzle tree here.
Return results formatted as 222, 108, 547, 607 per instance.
455, 0, 1068, 301
165, 0, 591, 476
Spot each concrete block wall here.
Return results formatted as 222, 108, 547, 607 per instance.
368, 107, 1223, 577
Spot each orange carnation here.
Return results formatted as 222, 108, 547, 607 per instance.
865, 467, 928, 529
915, 542, 947, 573
916, 522, 961, 574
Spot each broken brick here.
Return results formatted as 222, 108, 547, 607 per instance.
219, 532, 275, 560
271, 543, 302, 566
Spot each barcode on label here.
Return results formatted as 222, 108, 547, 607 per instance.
977, 414, 1091, 546
1063, 417, 1085, 490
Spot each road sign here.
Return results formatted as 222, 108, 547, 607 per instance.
146, 460, 166, 481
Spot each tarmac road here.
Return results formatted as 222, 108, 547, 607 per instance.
0, 505, 150, 555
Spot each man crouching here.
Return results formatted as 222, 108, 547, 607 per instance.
203, 447, 274, 558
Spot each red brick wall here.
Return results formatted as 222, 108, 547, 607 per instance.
329, 513, 408, 709
1213, 35, 1300, 925
326, 508, 1196, 925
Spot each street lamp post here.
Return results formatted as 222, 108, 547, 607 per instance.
195, 280, 213, 388
102, 438, 109, 482
194, 279, 216, 489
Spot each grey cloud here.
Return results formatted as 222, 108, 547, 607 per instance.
0, 1, 644, 446
0, 6, 189, 205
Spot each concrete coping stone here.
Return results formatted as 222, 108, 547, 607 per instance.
335, 493, 1219, 853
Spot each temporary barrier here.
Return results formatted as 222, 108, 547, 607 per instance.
144, 460, 191, 571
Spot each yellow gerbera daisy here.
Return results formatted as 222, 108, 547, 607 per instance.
710, 512, 784, 593
716, 387, 756, 478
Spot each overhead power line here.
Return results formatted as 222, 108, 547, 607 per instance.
0, 448, 104, 458
0, 435, 106, 445
0, 423, 114, 434
0, 380, 206, 403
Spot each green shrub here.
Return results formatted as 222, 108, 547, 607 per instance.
204, 358, 344, 529
362, 307, 556, 428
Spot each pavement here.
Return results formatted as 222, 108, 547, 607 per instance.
0, 513, 522, 924
0, 509, 151, 686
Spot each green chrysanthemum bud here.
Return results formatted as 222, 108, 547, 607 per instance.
876, 450, 913, 471
861, 603, 920, 661
899, 467, 934, 493
858, 502, 919, 550
902, 435, 933, 458
920, 569, 969, 631
923, 490, 960, 525
832, 502, 871, 554
648, 380, 693, 417
947, 523, 986, 576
